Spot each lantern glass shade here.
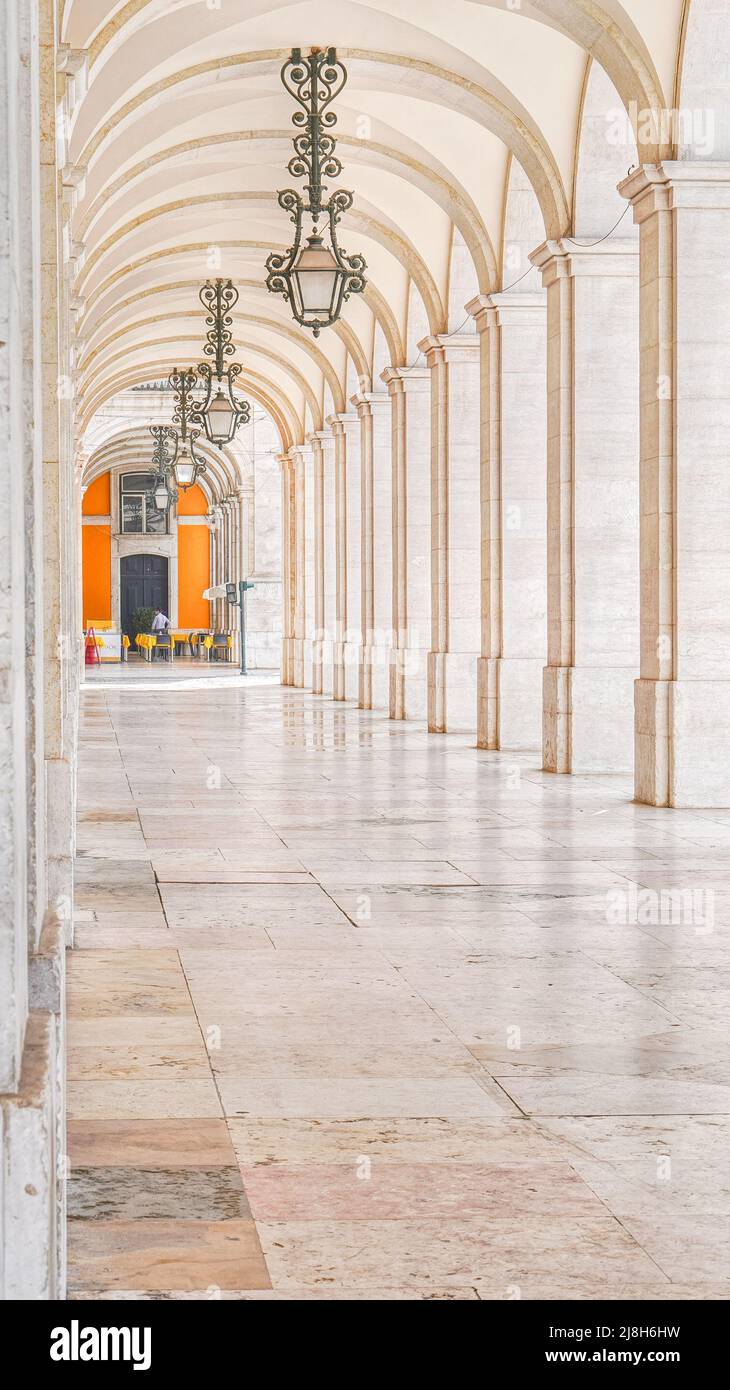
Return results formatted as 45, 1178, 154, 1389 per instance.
153, 480, 170, 510
173, 446, 196, 489
205, 384, 237, 444
290, 235, 341, 320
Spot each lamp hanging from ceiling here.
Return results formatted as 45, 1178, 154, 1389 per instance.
148, 425, 178, 510
194, 279, 251, 447
167, 367, 207, 491
265, 47, 366, 336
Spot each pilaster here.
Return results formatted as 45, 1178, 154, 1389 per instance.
325, 416, 348, 700
468, 293, 547, 752
352, 392, 392, 711
530, 235, 640, 775
381, 366, 431, 721
419, 333, 481, 734
619, 162, 730, 805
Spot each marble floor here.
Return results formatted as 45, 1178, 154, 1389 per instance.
68, 674, 730, 1299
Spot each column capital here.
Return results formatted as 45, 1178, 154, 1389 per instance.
350, 390, 391, 418
325, 412, 359, 433
380, 365, 430, 396
530, 236, 638, 285
619, 161, 730, 222
466, 291, 547, 332
417, 332, 480, 366
56, 45, 87, 76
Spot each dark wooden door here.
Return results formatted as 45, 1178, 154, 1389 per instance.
120, 554, 169, 636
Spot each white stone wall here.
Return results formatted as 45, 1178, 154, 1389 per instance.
0, 0, 70, 1301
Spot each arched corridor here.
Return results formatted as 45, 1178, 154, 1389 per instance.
3, 0, 730, 1304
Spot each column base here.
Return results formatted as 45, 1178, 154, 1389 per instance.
359, 646, 372, 709
389, 646, 428, 721
312, 639, 323, 695
343, 640, 360, 701
282, 636, 295, 685
359, 644, 391, 711
321, 639, 334, 697
292, 638, 306, 688
428, 651, 478, 733
636, 677, 730, 807
477, 657, 498, 748
0, 1012, 61, 1298
542, 665, 571, 772
333, 642, 346, 700
543, 665, 636, 774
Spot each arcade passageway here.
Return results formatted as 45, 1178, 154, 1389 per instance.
3, 0, 730, 1301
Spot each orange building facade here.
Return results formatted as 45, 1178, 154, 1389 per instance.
82, 469, 211, 632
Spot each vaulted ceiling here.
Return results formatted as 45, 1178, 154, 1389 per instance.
61, 0, 697, 469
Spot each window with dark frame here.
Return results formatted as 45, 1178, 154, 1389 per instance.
120, 472, 168, 535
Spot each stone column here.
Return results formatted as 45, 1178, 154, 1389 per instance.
0, 0, 68, 1301
224, 496, 237, 655
329, 412, 360, 699
214, 502, 224, 631
420, 334, 481, 733
279, 456, 295, 684
208, 509, 215, 623
208, 503, 221, 628
288, 445, 307, 688
326, 416, 348, 700
302, 441, 315, 689
307, 432, 326, 694
246, 444, 282, 670
220, 500, 228, 588
232, 488, 246, 666
229, 497, 237, 565
381, 367, 431, 720
530, 236, 640, 775
619, 163, 730, 806
236, 486, 248, 579
207, 511, 215, 636
352, 392, 392, 710
321, 431, 337, 696
223, 495, 233, 576
468, 293, 547, 751
41, 18, 74, 922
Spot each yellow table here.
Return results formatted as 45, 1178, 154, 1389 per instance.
170, 631, 192, 656
135, 633, 157, 662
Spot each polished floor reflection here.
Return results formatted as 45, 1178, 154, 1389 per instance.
68, 677, 730, 1299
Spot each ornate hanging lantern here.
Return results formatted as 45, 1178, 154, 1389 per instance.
265, 47, 366, 336
194, 280, 251, 447
167, 367, 207, 490
148, 424, 178, 510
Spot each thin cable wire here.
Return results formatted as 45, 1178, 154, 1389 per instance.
396, 199, 634, 376
564, 201, 632, 247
